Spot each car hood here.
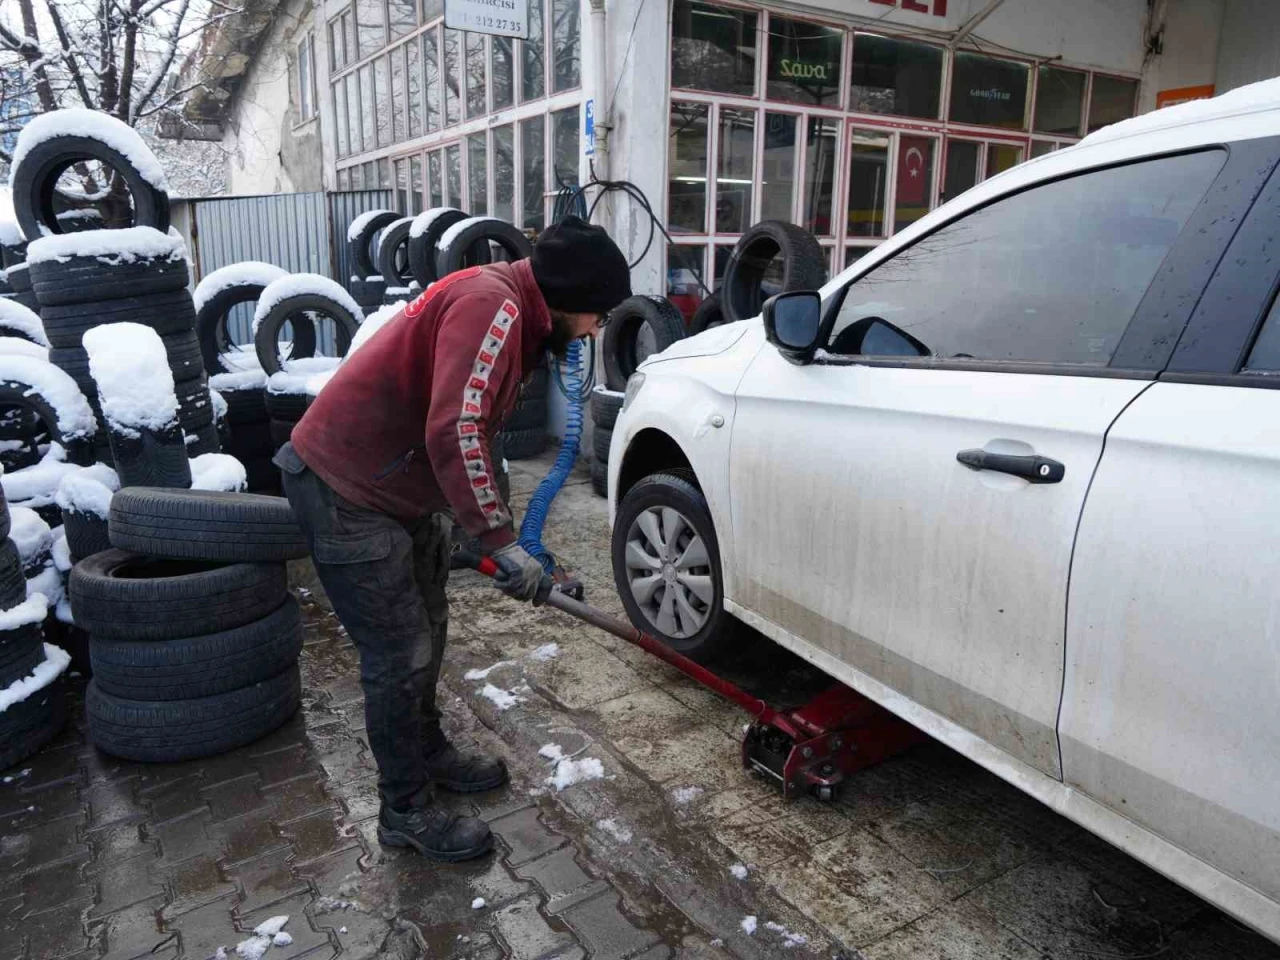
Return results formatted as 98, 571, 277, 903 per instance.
641, 319, 755, 367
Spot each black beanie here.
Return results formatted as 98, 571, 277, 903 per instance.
531, 216, 632, 313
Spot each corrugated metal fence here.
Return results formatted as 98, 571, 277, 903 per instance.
329, 190, 397, 284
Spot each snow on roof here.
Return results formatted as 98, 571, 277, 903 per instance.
27, 226, 185, 266
12, 108, 169, 193
409, 206, 462, 239
193, 261, 289, 313
437, 216, 493, 252
209, 368, 267, 392
9, 506, 52, 564
190, 453, 246, 492
346, 302, 402, 359
0, 357, 97, 440
55, 471, 114, 518
347, 208, 393, 242
1081, 76, 1280, 149
0, 299, 49, 347
252, 274, 363, 334
0, 642, 68, 713
0, 337, 48, 361
82, 322, 179, 435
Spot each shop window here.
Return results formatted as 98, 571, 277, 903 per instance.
407, 38, 422, 138
446, 143, 462, 206
395, 158, 409, 212
1088, 75, 1138, 133
492, 126, 515, 222
521, 116, 546, 232
522, 0, 546, 102
552, 107, 580, 191
802, 116, 838, 238
359, 64, 376, 152
356, 0, 385, 59
1030, 140, 1056, 158
428, 150, 444, 207
849, 33, 942, 121
669, 103, 709, 234
423, 0, 441, 21
949, 53, 1028, 129
296, 36, 316, 121
376, 57, 393, 146
338, 167, 350, 190
846, 128, 888, 238
942, 139, 979, 202
334, 83, 350, 157
468, 133, 488, 215
444, 29, 462, 126
389, 0, 416, 41
552, 0, 580, 92
492, 38, 514, 111
465, 33, 487, 119
895, 135, 934, 232
424, 28, 441, 133
713, 244, 732, 290
391, 46, 406, 143
1034, 66, 1084, 136
761, 112, 797, 222
328, 19, 343, 71
410, 155, 424, 213
716, 109, 755, 234
985, 143, 1021, 179
341, 13, 355, 66
844, 246, 871, 271
667, 243, 706, 321
670, 0, 757, 97
766, 15, 841, 107
346, 74, 362, 155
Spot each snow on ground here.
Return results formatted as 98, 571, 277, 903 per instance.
192, 261, 288, 313
463, 660, 513, 681
12, 108, 169, 192
596, 818, 632, 843
190, 453, 247, 492
0, 337, 48, 359
27, 226, 184, 266
0, 641, 66, 712
529, 642, 559, 662
764, 920, 809, 949
0, 357, 97, 440
347, 209, 393, 242
546, 756, 605, 792
740, 916, 757, 936
1, 768, 31, 784
671, 786, 703, 805
471, 897, 486, 910
253, 275, 362, 333
234, 915, 291, 959
409, 206, 460, 239
479, 684, 521, 710
83, 323, 178, 435
8, 506, 51, 564
0, 299, 48, 346
730, 864, 748, 880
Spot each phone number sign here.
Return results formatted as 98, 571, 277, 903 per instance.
445, 0, 529, 38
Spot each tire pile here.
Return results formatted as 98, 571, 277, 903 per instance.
72, 488, 309, 761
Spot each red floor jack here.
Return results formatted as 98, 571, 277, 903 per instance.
455, 553, 926, 802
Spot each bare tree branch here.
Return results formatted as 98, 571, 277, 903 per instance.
44, 0, 97, 108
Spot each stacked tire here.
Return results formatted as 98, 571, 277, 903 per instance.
3, 260, 40, 314
601, 295, 688, 391
502, 362, 549, 461
590, 387, 623, 498
719, 220, 826, 324
74, 488, 309, 762
347, 209, 397, 312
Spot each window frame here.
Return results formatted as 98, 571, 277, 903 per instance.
295, 33, 317, 123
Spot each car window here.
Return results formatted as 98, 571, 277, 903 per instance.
1242, 290, 1280, 373
826, 150, 1224, 366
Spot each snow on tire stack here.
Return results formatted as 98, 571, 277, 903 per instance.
346, 209, 398, 312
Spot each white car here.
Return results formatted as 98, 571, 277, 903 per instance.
608, 79, 1280, 942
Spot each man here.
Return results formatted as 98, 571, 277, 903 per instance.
275, 217, 631, 862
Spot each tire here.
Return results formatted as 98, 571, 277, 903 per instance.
348, 277, 386, 305
0, 622, 44, 690
349, 210, 399, 280
269, 418, 295, 449
175, 375, 215, 431
85, 663, 299, 763
501, 427, 547, 461
591, 388, 624, 430
264, 391, 310, 423
611, 472, 736, 663
689, 292, 727, 335
243, 455, 280, 494
0, 673, 66, 771
376, 218, 415, 288
50, 329, 204, 388
407, 208, 468, 286
590, 457, 608, 498
62, 508, 111, 562
436, 218, 532, 279
90, 596, 302, 701
108, 424, 194, 489
41, 292, 197, 348
184, 421, 221, 457
2, 244, 27, 270
107, 487, 308, 562
30, 255, 189, 308
11, 133, 170, 241
0, 497, 11, 543
6, 265, 30, 292
0, 378, 95, 465
721, 221, 825, 324
221, 387, 268, 425
254, 293, 359, 375
601, 295, 687, 390
592, 425, 613, 463
227, 419, 273, 457
69, 549, 288, 641
197, 282, 314, 374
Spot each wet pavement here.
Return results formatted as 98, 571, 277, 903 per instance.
2, 452, 1279, 959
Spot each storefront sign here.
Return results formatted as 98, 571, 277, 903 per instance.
1157, 85, 1214, 109
444, 0, 528, 39
868, 0, 948, 16
584, 100, 595, 157
777, 59, 832, 81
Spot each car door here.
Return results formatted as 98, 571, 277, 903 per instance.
1060, 159, 1280, 908
728, 148, 1230, 778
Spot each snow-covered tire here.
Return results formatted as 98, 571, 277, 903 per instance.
174, 375, 214, 431
436, 218, 531, 278
348, 277, 386, 308
721, 221, 825, 324
50, 329, 203, 389
689, 292, 727, 334
197, 282, 314, 375
592, 425, 614, 463
0, 672, 66, 772
89, 596, 302, 701
41, 292, 197, 348
85, 663, 299, 763
0, 498, 11, 544
0, 618, 44, 690
221, 388, 268, 425
0, 540, 25, 605
602, 295, 687, 391
0, 378, 95, 465
254, 294, 359, 375
11, 133, 170, 241
376, 218, 415, 288
69, 549, 287, 641
185, 422, 221, 457
108, 424, 194, 490
591, 387, 624, 430
1, 244, 27, 270
264, 390, 311, 423
62, 508, 111, 562
408, 208, 468, 286
107, 487, 307, 563
349, 211, 399, 280
590, 456, 608, 498
0, 300, 47, 347
501, 427, 547, 461
29, 254, 188, 308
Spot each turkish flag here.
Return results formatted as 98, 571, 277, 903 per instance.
897, 136, 932, 206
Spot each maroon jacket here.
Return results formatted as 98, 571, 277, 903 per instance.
291, 260, 552, 550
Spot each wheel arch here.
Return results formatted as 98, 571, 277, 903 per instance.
616, 427, 699, 504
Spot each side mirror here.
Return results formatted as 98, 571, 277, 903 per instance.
763, 291, 822, 365
830, 316, 930, 358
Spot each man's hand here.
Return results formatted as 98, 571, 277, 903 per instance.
491, 543, 549, 602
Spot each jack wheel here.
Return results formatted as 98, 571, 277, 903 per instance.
815, 784, 840, 802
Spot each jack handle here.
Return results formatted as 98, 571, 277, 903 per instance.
451, 549, 555, 605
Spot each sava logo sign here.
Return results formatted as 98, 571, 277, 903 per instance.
778, 59, 830, 81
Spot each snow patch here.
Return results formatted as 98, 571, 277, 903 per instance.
730, 863, 748, 880
9, 506, 51, 563
471, 897, 486, 910
464, 660, 512, 681
0, 593, 48, 633
764, 921, 808, 949
0, 299, 48, 346
55, 596, 74, 625
0, 357, 97, 440
50, 526, 71, 573
55, 471, 116, 518
27, 562, 62, 607
740, 916, 757, 936
190, 453, 247, 492
0, 337, 47, 360
671, 786, 703, 805
409, 206, 460, 239
253, 274, 363, 333
546, 757, 604, 792
82, 323, 178, 435
266, 357, 341, 397
596, 818, 632, 843
233, 937, 269, 960
347, 208, 394, 242
209, 388, 228, 421
209, 369, 267, 392
479, 683, 521, 710
192, 261, 288, 313
214, 949, 227, 960
272, 933, 293, 947
0, 641, 67, 712
437, 216, 493, 252
529, 642, 559, 662
254, 916, 290, 938
345, 302, 402, 359
13, 108, 168, 193
27, 226, 183, 266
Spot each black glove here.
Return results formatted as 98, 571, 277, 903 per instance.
491, 543, 550, 602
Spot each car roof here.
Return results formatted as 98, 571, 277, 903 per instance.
821, 76, 1280, 298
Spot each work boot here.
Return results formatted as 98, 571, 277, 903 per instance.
377, 803, 493, 861
425, 739, 509, 793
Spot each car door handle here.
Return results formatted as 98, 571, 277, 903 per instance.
956, 449, 1065, 483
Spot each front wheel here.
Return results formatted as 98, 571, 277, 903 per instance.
611, 472, 736, 663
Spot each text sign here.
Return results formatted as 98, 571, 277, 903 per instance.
868, 0, 947, 15
444, 0, 529, 39
584, 100, 595, 157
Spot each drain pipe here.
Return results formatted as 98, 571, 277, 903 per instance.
589, 0, 609, 180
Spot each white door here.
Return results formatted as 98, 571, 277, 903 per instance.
728, 149, 1226, 778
